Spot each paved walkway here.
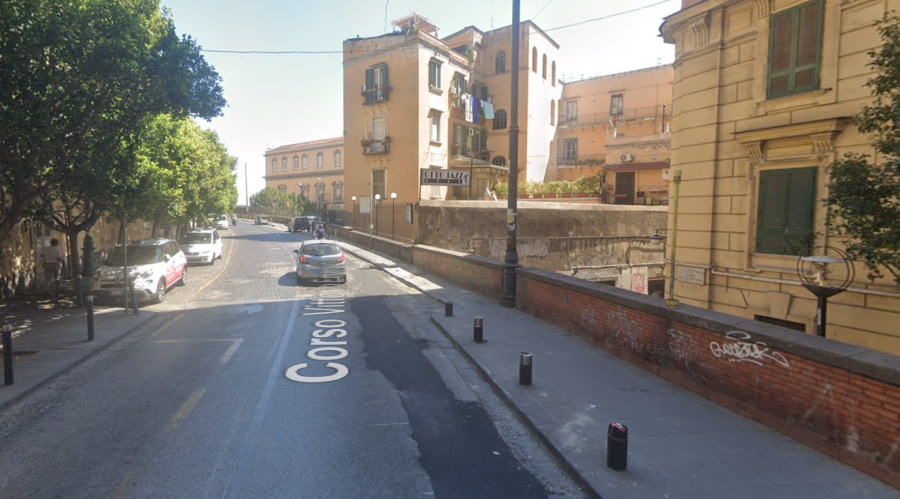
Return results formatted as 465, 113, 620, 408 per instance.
333, 236, 900, 499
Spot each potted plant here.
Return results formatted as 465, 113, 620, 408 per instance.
383, 136, 392, 143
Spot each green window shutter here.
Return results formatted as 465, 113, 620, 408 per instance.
767, 0, 823, 98
461, 127, 468, 156
756, 168, 817, 254
365, 68, 374, 103
794, 2, 822, 93
784, 168, 817, 254
382, 64, 388, 88
480, 128, 488, 150
453, 124, 459, 145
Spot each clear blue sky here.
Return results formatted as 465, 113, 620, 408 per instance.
161, 0, 680, 204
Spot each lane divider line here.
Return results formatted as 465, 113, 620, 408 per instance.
110, 467, 140, 499
167, 387, 206, 433
220, 338, 244, 364
145, 338, 244, 365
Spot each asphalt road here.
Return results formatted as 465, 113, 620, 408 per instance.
0, 220, 587, 499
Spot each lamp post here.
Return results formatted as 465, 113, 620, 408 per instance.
500, 0, 521, 308
316, 177, 322, 219
351, 196, 357, 230
374, 194, 381, 237
797, 247, 854, 337
390, 192, 397, 240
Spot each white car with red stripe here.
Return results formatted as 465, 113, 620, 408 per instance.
91, 238, 187, 303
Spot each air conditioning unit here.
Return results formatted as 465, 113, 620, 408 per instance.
360, 85, 366, 93
620, 153, 634, 163
662, 169, 671, 181
363, 145, 372, 154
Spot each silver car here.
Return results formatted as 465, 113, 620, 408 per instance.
293, 240, 346, 284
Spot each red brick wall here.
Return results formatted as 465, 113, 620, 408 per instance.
516, 268, 900, 489
412, 246, 502, 299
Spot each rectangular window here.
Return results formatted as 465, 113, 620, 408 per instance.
756, 167, 817, 255
610, 94, 624, 116
302, 156, 308, 170
452, 124, 467, 156
371, 115, 386, 141
429, 60, 442, 89
334, 151, 341, 167
317, 154, 323, 169
565, 100, 578, 121
471, 129, 481, 156
430, 114, 441, 143
372, 169, 386, 199
453, 74, 467, 107
271, 159, 277, 172
768, 0, 823, 98
563, 138, 578, 159
365, 64, 389, 103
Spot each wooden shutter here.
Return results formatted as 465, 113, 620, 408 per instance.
768, 0, 822, 98
365, 68, 374, 103
794, 2, 822, 92
783, 168, 816, 253
756, 168, 816, 254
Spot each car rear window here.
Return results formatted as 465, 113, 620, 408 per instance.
302, 244, 341, 256
181, 233, 212, 244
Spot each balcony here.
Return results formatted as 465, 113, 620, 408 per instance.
558, 105, 668, 128
362, 139, 390, 155
556, 153, 605, 168
361, 85, 391, 104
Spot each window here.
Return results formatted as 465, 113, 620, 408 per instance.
333, 181, 344, 203
282, 157, 287, 172
492, 156, 506, 167
370, 114, 386, 141
565, 100, 578, 121
300, 183, 310, 197
452, 124, 465, 156
302, 154, 308, 170
430, 114, 441, 143
563, 138, 578, 159
429, 59, 442, 89
364, 64, 389, 103
496, 51, 506, 73
756, 167, 817, 255
277, 184, 287, 193
471, 129, 486, 156
334, 150, 341, 167
315, 182, 325, 202
453, 74, 467, 107
610, 94, 624, 116
372, 169, 386, 199
550, 100, 555, 125
493, 109, 507, 130
471, 83, 488, 101
551, 61, 556, 86
532, 48, 537, 72
768, 0, 823, 98
293, 156, 299, 171
316, 152, 323, 169
271, 158, 277, 172
542, 54, 547, 79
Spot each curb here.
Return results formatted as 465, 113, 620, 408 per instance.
0, 311, 157, 413
339, 245, 446, 305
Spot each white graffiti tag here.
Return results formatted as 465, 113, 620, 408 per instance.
709, 331, 790, 368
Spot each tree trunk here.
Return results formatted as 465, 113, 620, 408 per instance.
151, 220, 158, 238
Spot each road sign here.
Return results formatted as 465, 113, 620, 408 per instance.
421, 168, 471, 186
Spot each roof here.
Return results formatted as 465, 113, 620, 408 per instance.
266, 137, 344, 155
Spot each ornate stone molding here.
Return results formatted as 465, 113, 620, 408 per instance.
754, 0, 769, 18
690, 15, 710, 49
744, 141, 764, 160
811, 132, 837, 154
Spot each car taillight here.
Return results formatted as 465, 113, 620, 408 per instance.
299, 255, 307, 264
337, 254, 345, 263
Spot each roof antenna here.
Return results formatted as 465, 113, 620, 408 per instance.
384, 0, 390, 33
491, 0, 494, 28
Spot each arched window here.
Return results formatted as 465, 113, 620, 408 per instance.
532, 48, 537, 73
315, 182, 325, 202
302, 154, 308, 170
281, 157, 287, 172
277, 184, 287, 193
316, 152, 324, 169
542, 54, 547, 79
493, 109, 508, 130
334, 150, 341, 167
271, 158, 277, 172
495, 51, 506, 74
550, 100, 556, 126
551, 61, 556, 86
332, 181, 344, 203
293, 155, 299, 170
492, 156, 507, 167
299, 184, 310, 197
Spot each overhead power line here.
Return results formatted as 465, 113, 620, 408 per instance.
200, 0, 678, 55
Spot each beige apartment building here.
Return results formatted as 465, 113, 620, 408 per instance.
661, 0, 900, 353
263, 137, 345, 210
551, 65, 674, 205
342, 14, 563, 207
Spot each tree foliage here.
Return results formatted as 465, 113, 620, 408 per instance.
826, 14, 900, 283
249, 188, 310, 216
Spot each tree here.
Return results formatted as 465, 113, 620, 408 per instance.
826, 14, 900, 283
0, 0, 225, 245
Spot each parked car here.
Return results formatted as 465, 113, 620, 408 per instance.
91, 238, 187, 304
288, 216, 320, 233
255, 215, 270, 225
293, 240, 346, 284
214, 214, 229, 230
180, 229, 223, 265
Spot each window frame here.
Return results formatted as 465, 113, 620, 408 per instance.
293, 155, 299, 171
766, 0, 824, 99
429, 59, 442, 89
334, 150, 341, 167
372, 169, 386, 199
565, 100, 578, 121
563, 138, 578, 160
496, 51, 506, 74
492, 109, 507, 130
755, 167, 817, 255
302, 154, 308, 170
282, 157, 287, 172
430, 113, 441, 143
271, 158, 277, 173
610, 94, 624, 116
316, 152, 323, 169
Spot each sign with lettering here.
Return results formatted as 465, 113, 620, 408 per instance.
421, 168, 471, 186
676, 265, 707, 285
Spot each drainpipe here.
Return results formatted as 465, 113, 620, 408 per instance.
666, 170, 682, 307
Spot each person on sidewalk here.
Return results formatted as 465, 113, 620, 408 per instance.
43, 238, 63, 297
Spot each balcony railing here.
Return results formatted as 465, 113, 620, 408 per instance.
558, 105, 668, 128
362, 85, 391, 104
362, 141, 389, 155
557, 153, 605, 167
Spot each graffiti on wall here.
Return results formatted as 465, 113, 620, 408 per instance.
709, 331, 790, 368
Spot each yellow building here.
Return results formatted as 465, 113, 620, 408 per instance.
263, 137, 345, 212
551, 65, 674, 205
661, 0, 900, 353
342, 14, 562, 207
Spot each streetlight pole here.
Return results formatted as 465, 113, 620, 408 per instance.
500, 0, 521, 308
390, 192, 397, 240
351, 196, 357, 230
374, 194, 381, 237
316, 177, 322, 219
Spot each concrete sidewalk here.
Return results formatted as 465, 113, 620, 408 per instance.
0, 306, 155, 411
336, 237, 900, 499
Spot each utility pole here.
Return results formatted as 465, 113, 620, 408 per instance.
500, 0, 521, 308
244, 163, 249, 212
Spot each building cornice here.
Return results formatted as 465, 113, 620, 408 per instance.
661, 0, 750, 43
734, 118, 851, 159
265, 170, 345, 182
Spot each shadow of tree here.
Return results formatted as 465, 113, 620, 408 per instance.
278, 271, 299, 288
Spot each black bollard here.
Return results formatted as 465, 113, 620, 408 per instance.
445, 302, 453, 317
607, 423, 628, 471
86, 294, 95, 342
473, 316, 484, 343
519, 352, 532, 386
3, 325, 13, 385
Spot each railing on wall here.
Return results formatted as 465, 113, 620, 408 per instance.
559, 105, 667, 128
337, 204, 414, 244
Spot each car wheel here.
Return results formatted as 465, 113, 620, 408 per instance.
177, 266, 187, 286
151, 278, 166, 304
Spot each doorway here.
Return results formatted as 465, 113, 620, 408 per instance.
615, 172, 635, 205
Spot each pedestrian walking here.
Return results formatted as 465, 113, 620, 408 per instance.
43, 238, 63, 297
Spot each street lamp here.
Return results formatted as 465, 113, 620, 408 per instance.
390, 192, 397, 240
316, 177, 322, 219
797, 247, 854, 337
374, 194, 381, 236
351, 196, 357, 229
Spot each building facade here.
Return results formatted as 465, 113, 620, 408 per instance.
263, 137, 345, 210
342, 14, 562, 206
551, 65, 674, 205
661, 0, 900, 353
